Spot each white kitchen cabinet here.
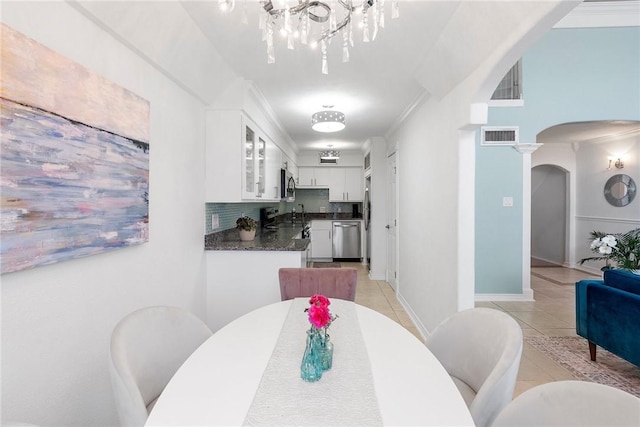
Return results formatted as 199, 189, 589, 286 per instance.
297, 166, 363, 200
206, 110, 281, 202
328, 167, 364, 201
344, 167, 364, 201
310, 220, 333, 260
297, 167, 331, 187
265, 139, 282, 200
314, 167, 332, 187
298, 167, 315, 187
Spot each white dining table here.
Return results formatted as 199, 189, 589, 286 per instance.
145, 298, 475, 426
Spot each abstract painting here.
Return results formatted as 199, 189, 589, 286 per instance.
1, 24, 150, 274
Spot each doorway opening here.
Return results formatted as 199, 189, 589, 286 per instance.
531, 164, 569, 267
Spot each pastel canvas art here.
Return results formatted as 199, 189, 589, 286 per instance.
1, 24, 150, 274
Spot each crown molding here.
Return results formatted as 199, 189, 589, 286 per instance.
554, 1, 640, 28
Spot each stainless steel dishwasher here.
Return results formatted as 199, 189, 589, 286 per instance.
332, 221, 361, 260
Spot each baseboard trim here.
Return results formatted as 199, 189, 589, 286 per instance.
531, 256, 564, 267
368, 272, 386, 281
475, 289, 534, 302
395, 292, 429, 341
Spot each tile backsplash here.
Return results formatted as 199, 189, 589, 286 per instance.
205, 189, 361, 234
205, 202, 282, 234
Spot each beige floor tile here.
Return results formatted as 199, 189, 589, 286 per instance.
351, 262, 588, 403
509, 311, 573, 329
494, 301, 542, 312
535, 328, 577, 337
513, 380, 549, 397
517, 357, 554, 381
521, 328, 544, 337
394, 309, 416, 328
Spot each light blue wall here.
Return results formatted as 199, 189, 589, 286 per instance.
476, 146, 524, 293
489, 27, 640, 142
476, 26, 640, 294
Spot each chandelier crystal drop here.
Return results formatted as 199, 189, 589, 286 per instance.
218, 0, 400, 74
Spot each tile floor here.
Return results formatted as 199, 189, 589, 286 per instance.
347, 261, 601, 397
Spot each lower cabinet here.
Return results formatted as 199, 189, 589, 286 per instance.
310, 220, 333, 260
206, 250, 306, 332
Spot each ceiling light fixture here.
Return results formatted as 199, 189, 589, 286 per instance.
218, 0, 400, 74
312, 109, 346, 133
320, 146, 340, 160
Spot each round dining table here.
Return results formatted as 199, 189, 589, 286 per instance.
145, 298, 474, 426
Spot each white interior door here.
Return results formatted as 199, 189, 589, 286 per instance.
387, 153, 397, 290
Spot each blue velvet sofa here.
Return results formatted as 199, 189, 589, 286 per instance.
576, 269, 640, 367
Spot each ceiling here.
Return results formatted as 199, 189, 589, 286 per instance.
537, 121, 640, 144
181, 1, 460, 152
73, 1, 636, 153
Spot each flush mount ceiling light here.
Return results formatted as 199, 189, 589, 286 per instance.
320, 146, 340, 160
312, 110, 346, 132
218, 0, 400, 74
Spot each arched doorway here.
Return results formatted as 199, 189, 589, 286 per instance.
531, 164, 569, 267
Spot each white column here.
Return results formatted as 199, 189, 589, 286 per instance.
513, 143, 543, 300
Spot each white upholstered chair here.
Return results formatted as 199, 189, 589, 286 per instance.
425, 307, 523, 427
109, 306, 212, 427
491, 380, 640, 426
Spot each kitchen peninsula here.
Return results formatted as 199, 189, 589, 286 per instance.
205, 221, 310, 332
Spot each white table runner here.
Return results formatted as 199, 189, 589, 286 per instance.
244, 298, 383, 426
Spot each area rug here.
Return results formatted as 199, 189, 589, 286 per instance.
312, 262, 341, 268
525, 336, 640, 397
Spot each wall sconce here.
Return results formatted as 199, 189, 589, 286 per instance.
608, 158, 624, 170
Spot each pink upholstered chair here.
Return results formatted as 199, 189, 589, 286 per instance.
278, 268, 357, 301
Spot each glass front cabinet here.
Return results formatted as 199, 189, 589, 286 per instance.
243, 117, 267, 199
205, 110, 281, 202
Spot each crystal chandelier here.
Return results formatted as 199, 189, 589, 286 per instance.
218, 0, 400, 74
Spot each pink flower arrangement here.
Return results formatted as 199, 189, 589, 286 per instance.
306, 294, 337, 330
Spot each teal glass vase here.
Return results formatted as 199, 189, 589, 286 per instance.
300, 329, 323, 382
319, 333, 333, 371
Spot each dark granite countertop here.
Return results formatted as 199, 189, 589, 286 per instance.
205, 222, 310, 251
302, 213, 362, 221
204, 213, 362, 251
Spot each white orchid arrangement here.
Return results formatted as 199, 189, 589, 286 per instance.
580, 228, 640, 271
591, 235, 618, 256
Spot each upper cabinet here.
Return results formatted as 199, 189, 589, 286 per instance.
330, 167, 363, 201
298, 166, 364, 201
342, 167, 364, 201
206, 110, 282, 202
298, 167, 331, 187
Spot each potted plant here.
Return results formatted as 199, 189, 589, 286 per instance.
579, 228, 640, 273
236, 216, 257, 241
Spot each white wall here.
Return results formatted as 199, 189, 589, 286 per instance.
389, 94, 467, 333
1, 3, 208, 426
575, 135, 640, 272
531, 136, 640, 273
386, 1, 576, 333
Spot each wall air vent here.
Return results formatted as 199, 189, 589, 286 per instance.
481, 126, 519, 146
319, 156, 338, 164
